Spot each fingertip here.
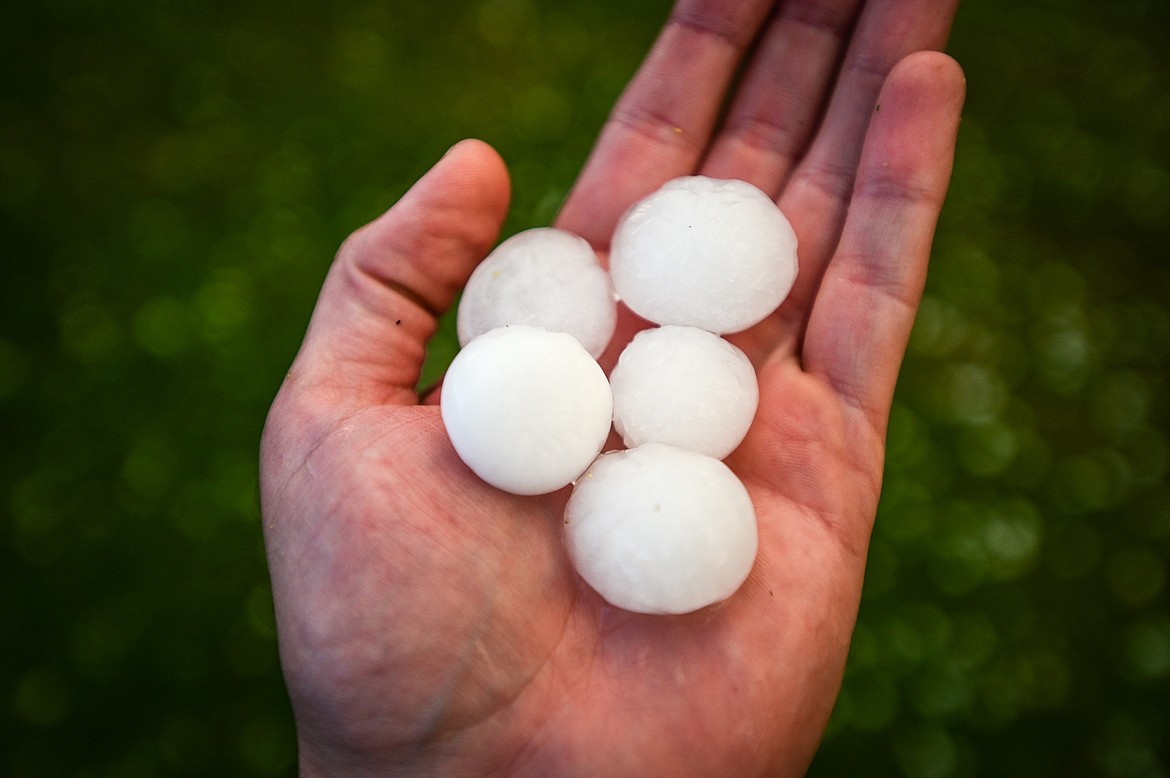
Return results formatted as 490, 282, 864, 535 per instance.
883, 51, 966, 115
425, 137, 507, 224
439, 138, 513, 218
444, 137, 502, 163
861, 51, 966, 202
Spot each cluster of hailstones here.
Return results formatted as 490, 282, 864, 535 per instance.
441, 176, 798, 615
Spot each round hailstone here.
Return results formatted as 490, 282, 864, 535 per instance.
609, 176, 798, 334
441, 326, 612, 495
564, 443, 758, 615
609, 325, 758, 460
457, 228, 617, 358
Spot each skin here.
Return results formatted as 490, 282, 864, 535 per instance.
260, 0, 966, 775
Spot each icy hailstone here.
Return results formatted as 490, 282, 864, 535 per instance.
565, 443, 758, 615
457, 228, 617, 359
441, 326, 613, 496
610, 325, 758, 460
609, 176, 798, 334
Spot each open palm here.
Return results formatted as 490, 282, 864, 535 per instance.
260, 1, 966, 775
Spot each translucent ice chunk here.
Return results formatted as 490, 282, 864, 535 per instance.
457, 228, 617, 358
609, 325, 758, 460
609, 176, 798, 334
441, 326, 613, 495
564, 443, 758, 615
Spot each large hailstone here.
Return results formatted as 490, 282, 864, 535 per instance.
457, 228, 617, 359
441, 326, 612, 495
609, 325, 758, 460
564, 443, 758, 615
608, 176, 798, 334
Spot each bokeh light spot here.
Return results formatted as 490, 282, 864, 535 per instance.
247, 583, 277, 639
10, 667, 72, 728
848, 623, 883, 669
1123, 427, 1169, 489
983, 498, 1042, 580
69, 597, 143, 679
195, 267, 253, 342
1090, 370, 1151, 438
514, 83, 570, 140
1106, 545, 1166, 608
909, 295, 967, 358
58, 300, 122, 364
849, 672, 900, 733
1046, 520, 1103, 579
240, 715, 295, 774
0, 140, 43, 209
129, 198, 190, 260
477, 0, 539, 47
946, 611, 998, 670
1051, 455, 1111, 514
118, 434, 180, 512
913, 661, 972, 718
878, 478, 935, 542
1094, 711, 1164, 778
956, 420, 1018, 476
132, 296, 193, 358
157, 714, 215, 774
329, 27, 393, 92
944, 363, 1006, 425
1124, 615, 1170, 680
864, 539, 899, 597
894, 725, 960, 778
0, 338, 31, 400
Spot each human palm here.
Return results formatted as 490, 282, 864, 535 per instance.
260, 1, 966, 775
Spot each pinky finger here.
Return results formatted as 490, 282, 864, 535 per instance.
801, 51, 965, 436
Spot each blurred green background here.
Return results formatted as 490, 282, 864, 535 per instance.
2, 0, 1167, 775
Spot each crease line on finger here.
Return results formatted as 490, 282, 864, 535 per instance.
667, 1, 766, 51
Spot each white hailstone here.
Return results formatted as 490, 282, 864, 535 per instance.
609, 325, 758, 460
609, 176, 798, 334
564, 443, 758, 615
441, 326, 613, 496
457, 227, 617, 359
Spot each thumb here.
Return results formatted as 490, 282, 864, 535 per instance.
291, 139, 511, 409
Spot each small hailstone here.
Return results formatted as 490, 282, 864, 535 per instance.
457, 228, 617, 358
609, 176, 798, 334
441, 325, 612, 495
564, 443, 758, 615
610, 325, 758, 460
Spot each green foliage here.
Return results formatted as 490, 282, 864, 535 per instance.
1, 0, 1167, 775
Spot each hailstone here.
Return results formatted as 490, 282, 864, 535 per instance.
441, 325, 612, 495
608, 176, 798, 334
609, 325, 758, 460
457, 228, 617, 358
564, 443, 758, 615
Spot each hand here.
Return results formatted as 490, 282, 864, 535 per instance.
260, 1, 966, 775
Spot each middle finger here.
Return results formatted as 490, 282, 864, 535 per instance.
701, 0, 864, 197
